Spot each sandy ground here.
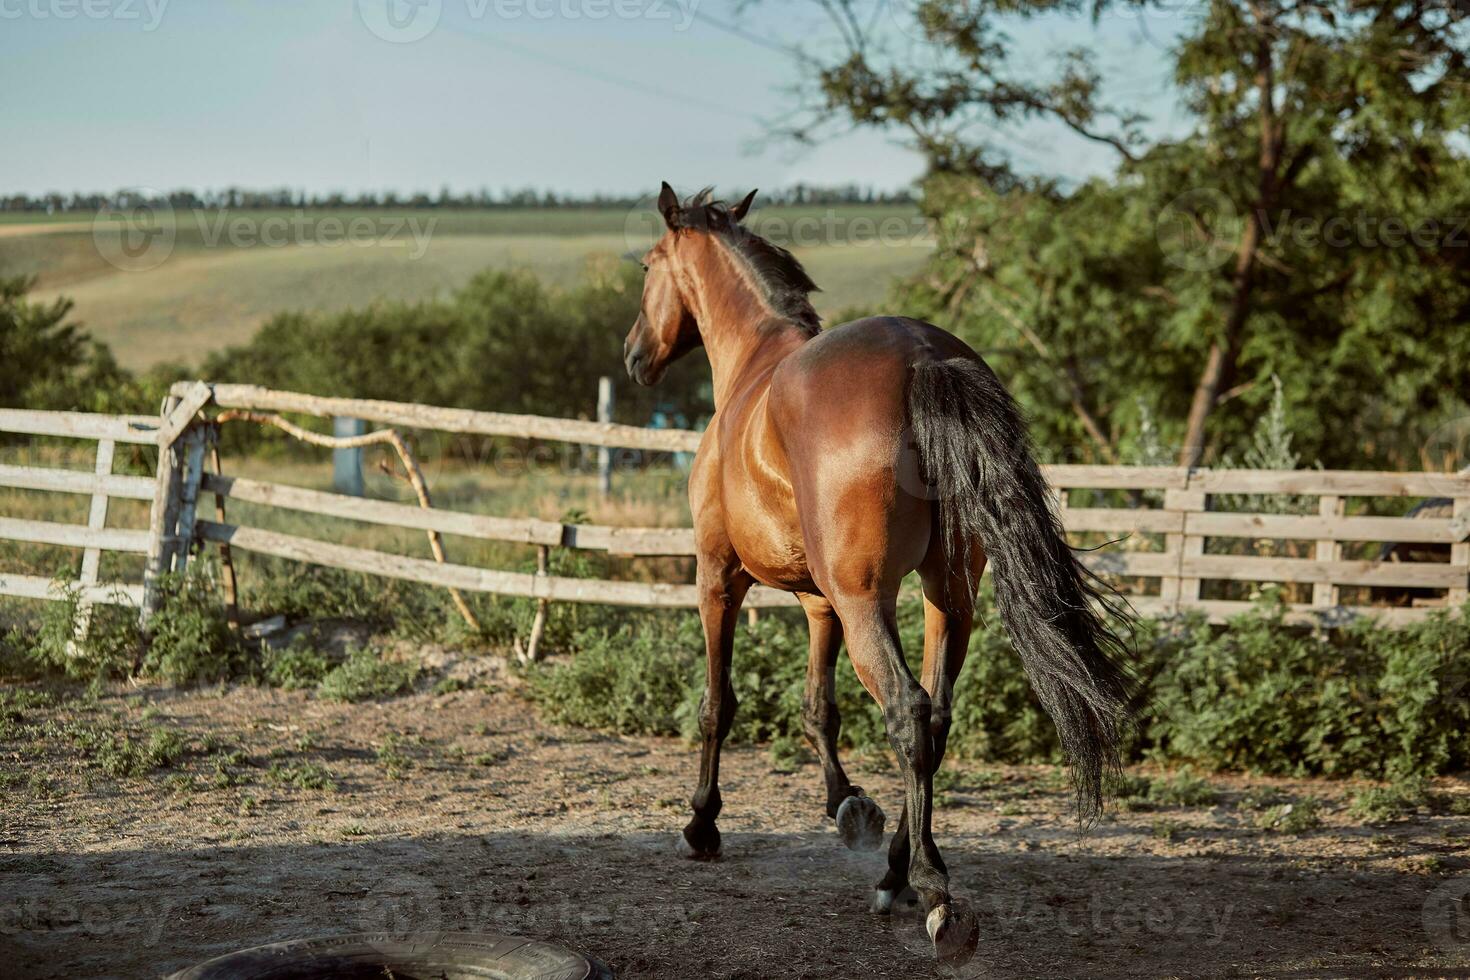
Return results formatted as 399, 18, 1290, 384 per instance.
4, 667, 1470, 980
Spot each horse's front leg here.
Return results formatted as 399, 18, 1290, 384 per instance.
797, 592, 886, 851
678, 560, 752, 860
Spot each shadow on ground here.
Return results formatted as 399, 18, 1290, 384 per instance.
5, 829, 1466, 979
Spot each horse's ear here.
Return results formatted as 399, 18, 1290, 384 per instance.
731, 188, 757, 222
657, 181, 682, 229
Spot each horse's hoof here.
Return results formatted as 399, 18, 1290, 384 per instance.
870, 886, 918, 915
927, 900, 979, 965
836, 794, 886, 851
678, 822, 721, 860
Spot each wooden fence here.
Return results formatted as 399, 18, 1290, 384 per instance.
1, 381, 1467, 631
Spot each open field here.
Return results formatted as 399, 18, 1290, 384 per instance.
0, 206, 932, 370
4, 672, 1470, 979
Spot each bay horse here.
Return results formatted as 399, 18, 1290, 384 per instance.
623, 183, 1134, 965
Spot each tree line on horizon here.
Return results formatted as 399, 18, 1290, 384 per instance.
0, 183, 916, 215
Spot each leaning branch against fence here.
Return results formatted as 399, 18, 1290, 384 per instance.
212, 408, 480, 631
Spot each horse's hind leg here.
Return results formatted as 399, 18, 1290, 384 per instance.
874, 565, 978, 916
834, 592, 979, 965
797, 592, 885, 851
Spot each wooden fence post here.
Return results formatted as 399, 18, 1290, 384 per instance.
597, 376, 613, 498
1166, 484, 1207, 614
1312, 494, 1344, 609
173, 428, 208, 574
142, 382, 213, 623
68, 438, 116, 649
142, 396, 182, 623
520, 544, 551, 663
1451, 495, 1469, 609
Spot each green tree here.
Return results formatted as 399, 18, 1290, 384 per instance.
202, 262, 713, 434
787, 1, 1470, 468
0, 275, 134, 412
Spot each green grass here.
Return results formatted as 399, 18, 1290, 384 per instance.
1348, 778, 1428, 824
316, 646, 420, 703
265, 759, 337, 791
0, 205, 929, 370
1255, 797, 1323, 834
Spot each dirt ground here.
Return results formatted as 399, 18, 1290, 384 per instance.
5, 661, 1470, 980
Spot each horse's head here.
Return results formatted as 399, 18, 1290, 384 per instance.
623, 181, 756, 386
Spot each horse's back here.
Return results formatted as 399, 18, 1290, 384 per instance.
767, 316, 971, 595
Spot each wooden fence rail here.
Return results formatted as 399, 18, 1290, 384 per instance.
2, 383, 1467, 635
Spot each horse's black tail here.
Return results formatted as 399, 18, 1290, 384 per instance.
908, 355, 1136, 823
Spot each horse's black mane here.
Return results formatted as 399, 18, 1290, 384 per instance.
674, 188, 822, 335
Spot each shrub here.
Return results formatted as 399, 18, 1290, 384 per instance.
141, 565, 241, 684
523, 590, 1470, 783
1255, 797, 1323, 834
25, 580, 141, 683
524, 614, 701, 735
1145, 596, 1470, 778
261, 638, 333, 691
1146, 769, 1218, 808
1348, 778, 1429, 824
316, 646, 420, 702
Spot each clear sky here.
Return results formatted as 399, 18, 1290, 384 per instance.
0, 0, 1193, 198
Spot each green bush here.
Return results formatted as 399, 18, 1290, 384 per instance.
316, 646, 420, 703
1348, 777, 1429, 824
261, 638, 333, 691
525, 613, 702, 735
523, 590, 1470, 782
1145, 595, 1470, 778
26, 581, 141, 684
141, 565, 241, 684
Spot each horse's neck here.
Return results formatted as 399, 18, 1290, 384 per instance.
689, 244, 809, 409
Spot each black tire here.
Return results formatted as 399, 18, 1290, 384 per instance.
166, 932, 614, 980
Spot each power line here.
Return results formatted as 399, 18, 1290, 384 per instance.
689, 9, 807, 61
437, 22, 762, 121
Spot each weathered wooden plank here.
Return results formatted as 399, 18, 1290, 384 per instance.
0, 463, 154, 500
1184, 510, 1455, 544
1042, 465, 1189, 490
1189, 469, 1470, 497
200, 474, 697, 554
1061, 508, 1184, 534
1451, 498, 1468, 607
157, 381, 215, 447
1167, 488, 1206, 605
143, 395, 184, 620
76, 441, 116, 595
1181, 554, 1463, 588
0, 574, 143, 606
1313, 495, 1343, 609
70, 440, 118, 653
203, 474, 564, 547
562, 524, 695, 555
195, 520, 797, 608
0, 409, 159, 444
182, 382, 705, 454
0, 516, 149, 553
174, 429, 208, 571
1127, 596, 1448, 627
1075, 550, 1179, 577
